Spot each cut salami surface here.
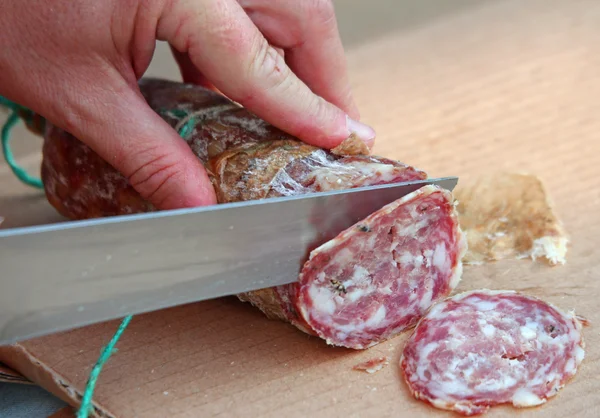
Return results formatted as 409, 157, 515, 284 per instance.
291, 185, 465, 348
400, 290, 586, 415
36, 78, 466, 349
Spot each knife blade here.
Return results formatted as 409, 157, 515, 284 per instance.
0, 176, 457, 345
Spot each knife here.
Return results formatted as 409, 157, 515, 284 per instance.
0, 176, 457, 345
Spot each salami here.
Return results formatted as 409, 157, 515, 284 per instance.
400, 290, 586, 415
290, 185, 465, 348
353, 356, 390, 373
38, 78, 466, 349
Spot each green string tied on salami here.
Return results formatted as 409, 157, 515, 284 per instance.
0, 97, 43, 188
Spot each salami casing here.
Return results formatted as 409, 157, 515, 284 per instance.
401, 290, 586, 415
39, 78, 466, 349
454, 173, 568, 266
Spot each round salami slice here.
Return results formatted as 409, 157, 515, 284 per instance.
290, 184, 466, 349
400, 290, 586, 415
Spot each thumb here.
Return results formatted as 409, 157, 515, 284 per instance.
57, 79, 217, 210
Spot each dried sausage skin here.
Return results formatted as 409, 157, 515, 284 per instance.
39, 78, 466, 349
41, 79, 427, 219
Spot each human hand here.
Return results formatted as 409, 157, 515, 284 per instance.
0, 0, 375, 209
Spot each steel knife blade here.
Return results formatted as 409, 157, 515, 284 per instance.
0, 176, 457, 345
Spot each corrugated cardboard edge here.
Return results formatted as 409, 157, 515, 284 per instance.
0, 345, 116, 418
0, 362, 31, 384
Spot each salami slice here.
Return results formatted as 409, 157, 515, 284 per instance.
353, 356, 390, 373
400, 290, 586, 415
36, 78, 466, 349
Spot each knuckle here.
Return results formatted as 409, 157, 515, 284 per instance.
162, 1, 245, 54
201, 3, 249, 54
242, 40, 291, 95
125, 148, 182, 206
310, 95, 335, 127
305, 0, 336, 24
213, 24, 248, 55
164, 11, 197, 51
58, 89, 99, 139
59, 107, 84, 137
231, 40, 294, 105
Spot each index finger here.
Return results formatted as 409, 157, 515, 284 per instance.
158, 0, 374, 150
241, 0, 360, 120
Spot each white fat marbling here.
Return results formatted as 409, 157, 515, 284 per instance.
482, 323, 496, 337
335, 305, 387, 335
419, 287, 434, 310
308, 286, 336, 315
512, 388, 545, 407
432, 243, 449, 271
520, 326, 537, 340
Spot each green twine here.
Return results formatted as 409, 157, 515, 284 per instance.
1, 99, 199, 418
76, 315, 133, 418
0, 96, 19, 110
77, 106, 193, 417
178, 117, 196, 139
0, 101, 43, 188
158, 107, 197, 139
0, 96, 30, 113
0, 96, 133, 418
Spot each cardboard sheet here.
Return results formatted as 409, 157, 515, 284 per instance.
1, 0, 599, 416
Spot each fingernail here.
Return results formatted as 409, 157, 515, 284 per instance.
346, 116, 376, 148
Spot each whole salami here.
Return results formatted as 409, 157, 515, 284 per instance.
39, 78, 466, 349
401, 290, 586, 415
